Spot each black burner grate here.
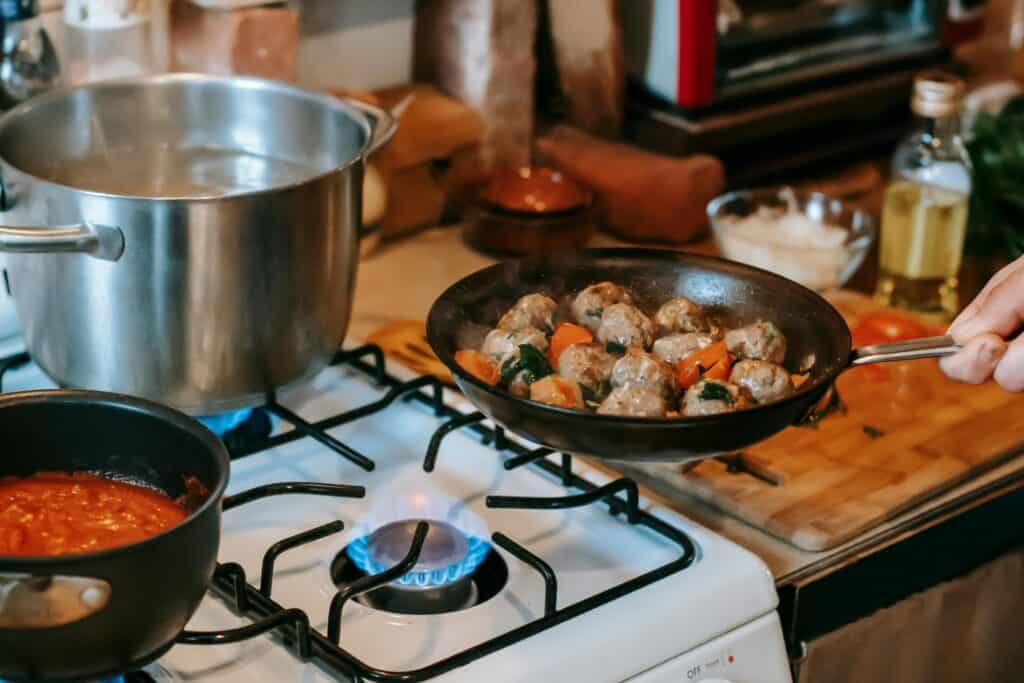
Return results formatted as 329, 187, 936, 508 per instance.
0, 345, 697, 682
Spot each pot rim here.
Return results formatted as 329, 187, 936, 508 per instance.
0, 72, 370, 203
0, 388, 230, 568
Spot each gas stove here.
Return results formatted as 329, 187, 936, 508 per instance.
0, 339, 792, 683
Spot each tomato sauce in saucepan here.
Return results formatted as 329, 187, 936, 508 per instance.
0, 473, 188, 557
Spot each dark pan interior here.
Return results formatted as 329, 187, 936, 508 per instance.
432, 249, 851, 394
0, 392, 224, 511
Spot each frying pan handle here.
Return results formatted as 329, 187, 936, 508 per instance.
0, 223, 125, 262
849, 335, 960, 366
0, 573, 111, 628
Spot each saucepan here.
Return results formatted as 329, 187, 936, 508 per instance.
0, 389, 230, 681
0, 73, 395, 415
0, 389, 361, 681
426, 248, 959, 463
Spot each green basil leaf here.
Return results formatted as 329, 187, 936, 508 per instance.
698, 382, 734, 405
500, 357, 524, 386
517, 344, 552, 384
605, 341, 627, 354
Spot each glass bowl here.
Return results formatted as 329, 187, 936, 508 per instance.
707, 187, 876, 291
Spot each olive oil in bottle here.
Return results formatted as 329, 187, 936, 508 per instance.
875, 72, 971, 320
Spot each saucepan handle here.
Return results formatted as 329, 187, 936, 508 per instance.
0, 223, 125, 262
849, 335, 960, 366
345, 99, 398, 158
0, 573, 112, 628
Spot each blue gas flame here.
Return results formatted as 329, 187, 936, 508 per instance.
346, 532, 490, 587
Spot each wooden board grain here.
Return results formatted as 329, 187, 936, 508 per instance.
617, 291, 1024, 551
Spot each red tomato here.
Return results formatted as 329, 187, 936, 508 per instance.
852, 313, 929, 345
850, 312, 930, 382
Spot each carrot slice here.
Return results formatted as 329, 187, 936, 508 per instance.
455, 350, 500, 386
702, 354, 733, 383
548, 322, 593, 367
675, 341, 729, 389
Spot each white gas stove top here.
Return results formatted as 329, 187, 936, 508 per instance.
0, 340, 791, 683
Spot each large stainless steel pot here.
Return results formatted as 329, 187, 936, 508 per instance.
0, 73, 394, 414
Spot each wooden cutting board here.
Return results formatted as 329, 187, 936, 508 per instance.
617, 291, 1024, 551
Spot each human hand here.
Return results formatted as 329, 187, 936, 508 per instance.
939, 256, 1024, 391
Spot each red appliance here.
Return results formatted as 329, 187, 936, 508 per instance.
622, 0, 958, 110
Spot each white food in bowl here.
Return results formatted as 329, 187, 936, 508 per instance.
715, 192, 851, 291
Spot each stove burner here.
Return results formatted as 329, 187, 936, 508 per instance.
349, 519, 489, 588
197, 408, 255, 437
334, 519, 506, 615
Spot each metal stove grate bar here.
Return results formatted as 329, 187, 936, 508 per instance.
261, 521, 347, 598
264, 395, 377, 471
0, 351, 30, 391
491, 533, 557, 616
222, 346, 445, 463
327, 522, 430, 642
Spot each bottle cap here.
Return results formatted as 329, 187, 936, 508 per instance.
912, 71, 965, 118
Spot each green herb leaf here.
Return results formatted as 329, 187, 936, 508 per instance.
605, 341, 627, 354
862, 424, 886, 439
500, 357, 522, 386
585, 308, 604, 318
966, 101, 1024, 260
516, 344, 553, 385
698, 382, 734, 404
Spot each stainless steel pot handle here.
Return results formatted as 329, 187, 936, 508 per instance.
344, 99, 398, 157
850, 335, 960, 366
0, 573, 111, 628
0, 223, 125, 261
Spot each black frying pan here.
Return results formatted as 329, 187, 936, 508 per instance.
426, 248, 959, 463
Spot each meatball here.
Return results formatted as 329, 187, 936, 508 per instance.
557, 342, 615, 397
597, 386, 667, 417
572, 282, 634, 333
730, 360, 792, 405
529, 375, 584, 410
481, 327, 549, 366
725, 322, 787, 364
681, 379, 748, 417
597, 303, 654, 350
498, 293, 557, 333
655, 297, 709, 335
610, 349, 676, 398
652, 332, 716, 365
